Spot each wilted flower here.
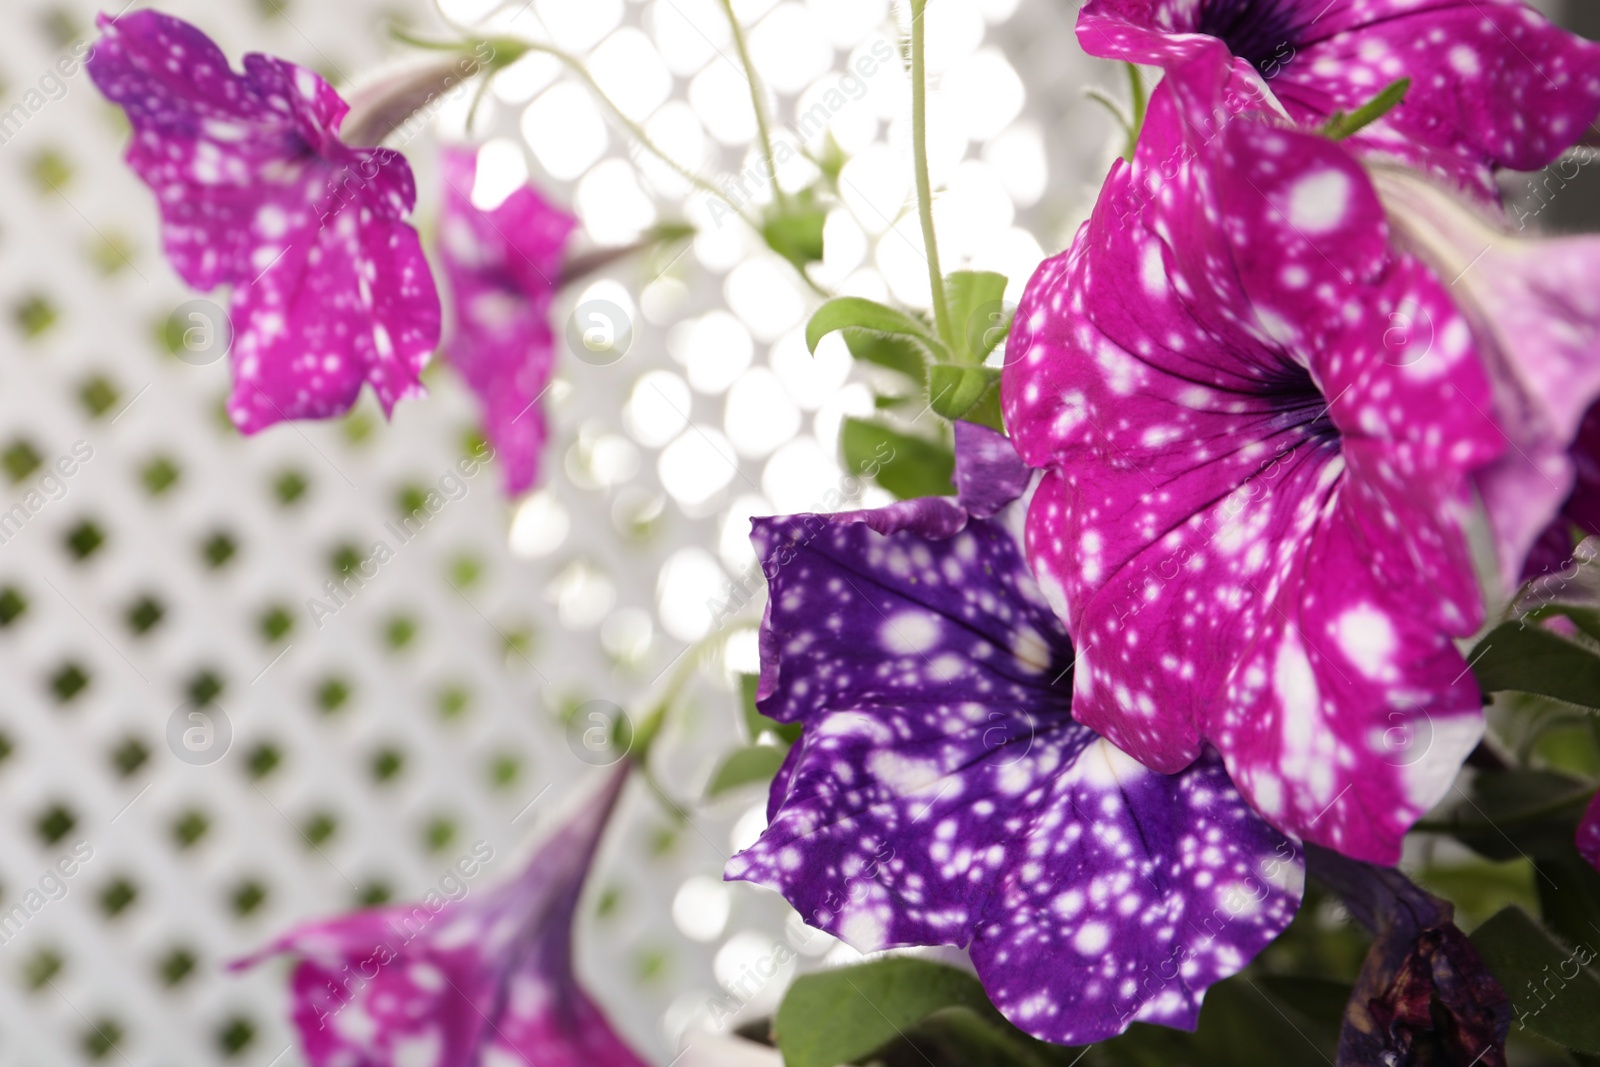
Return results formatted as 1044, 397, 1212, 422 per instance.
1002, 52, 1502, 864
437, 145, 578, 497
1077, 0, 1600, 199
725, 424, 1304, 1046
88, 9, 440, 433
1309, 844, 1509, 1066
235, 765, 646, 1067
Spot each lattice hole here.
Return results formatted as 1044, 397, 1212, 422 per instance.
109, 737, 149, 778
49, 662, 90, 704
0, 586, 28, 627
77, 374, 120, 419
124, 595, 165, 637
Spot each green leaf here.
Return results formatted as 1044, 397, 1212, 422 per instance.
1474, 622, 1600, 709
845, 330, 927, 381
706, 745, 787, 797
1320, 77, 1411, 141
943, 270, 1009, 363
840, 417, 955, 501
1472, 622, 1600, 710
1535, 855, 1600, 956
762, 200, 827, 272
807, 298, 945, 361
739, 673, 800, 745
1470, 906, 1600, 1053
928, 364, 1005, 433
1425, 770, 1593, 862
774, 958, 1047, 1067
1090, 974, 1343, 1066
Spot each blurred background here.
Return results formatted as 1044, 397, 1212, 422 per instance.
0, 0, 1590, 1063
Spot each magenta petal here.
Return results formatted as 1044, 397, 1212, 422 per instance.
438, 146, 578, 496
87, 10, 440, 434
1077, 0, 1600, 200
727, 499, 1302, 1045
237, 766, 646, 1067
1581, 790, 1600, 874
1003, 56, 1497, 862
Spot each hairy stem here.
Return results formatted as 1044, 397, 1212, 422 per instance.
909, 0, 955, 350
717, 0, 789, 214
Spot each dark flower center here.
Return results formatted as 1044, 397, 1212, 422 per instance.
1197, 0, 1309, 72
1260, 364, 1340, 449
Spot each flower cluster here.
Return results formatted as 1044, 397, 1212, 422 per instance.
88, 1, 1600, 1060
732, 0, 1600, 1051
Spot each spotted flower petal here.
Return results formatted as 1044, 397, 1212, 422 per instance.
1580, 790, 1600, 874
236, 765, 646, 1067
1078, 0, 1600, 200
726, 477, 1303, 1045
438, 146, 578, 496
1003, 54, 1501, 864
954, 421, 1035, 518
87, 10, 440, 434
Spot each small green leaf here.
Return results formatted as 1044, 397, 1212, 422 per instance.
815, 132, 846, 185
740, 673, 800, 745
943, 270, 1008, 363
706, 745, 787, 797
1472, 622, 1600, 710
845, 330, 927, 380
762, 198, 827, 272
928, 364, 1005, 433
775, 958, 1044, 1067
840, 417, 955, 501
1320, 77, 1411, 140
807, 298, 945, 360
1471, 906, 1600, 1053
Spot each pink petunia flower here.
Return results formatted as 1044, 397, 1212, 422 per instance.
1077, 0, 1600, 201
88, 10, 441, 434
436, 146, 578, 497
234, 765, 646, 1067
1002, 51, 1507, 865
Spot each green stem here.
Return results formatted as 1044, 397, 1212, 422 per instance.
908, 0, 955, 351
716, 0, 789, 214
514, 41, 761, 229
1125, 62, 1146, 160
632, 619, 760, 765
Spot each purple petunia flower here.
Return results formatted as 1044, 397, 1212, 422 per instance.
88, 10, 441, 434
437, 146, 578, 497
1001, 53, 1507, 865
1078, 0, 1600, 200
235, 765, 646, 1067
1581, 790, 1600, 874
724, 424, 1304, 1046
